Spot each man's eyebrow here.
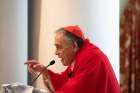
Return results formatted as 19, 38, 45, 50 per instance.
54, 44, 58, 46
54, 44, 61, 48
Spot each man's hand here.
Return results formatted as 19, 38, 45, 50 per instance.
25, 60, 54, 93
25, 60, 45, 74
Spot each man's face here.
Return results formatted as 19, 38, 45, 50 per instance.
54, 32, 77, 66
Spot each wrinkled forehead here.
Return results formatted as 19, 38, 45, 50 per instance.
55, 32, 66, 45
54, 32, 73, 47
55, 31, 65, 41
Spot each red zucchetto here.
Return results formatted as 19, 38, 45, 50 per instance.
63, 25, 85, 40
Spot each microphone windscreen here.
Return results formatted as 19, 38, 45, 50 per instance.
50, 60, 55, 65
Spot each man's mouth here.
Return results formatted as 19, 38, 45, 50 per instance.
58, 57, 62, 61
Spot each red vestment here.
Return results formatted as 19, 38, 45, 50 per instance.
47, 39, 121, 93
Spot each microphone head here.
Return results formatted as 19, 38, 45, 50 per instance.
49, 60, 55, 65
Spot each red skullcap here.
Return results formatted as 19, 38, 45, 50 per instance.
63, 25, 85, 40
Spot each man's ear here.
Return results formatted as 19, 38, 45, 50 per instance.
73, 42, 79, 52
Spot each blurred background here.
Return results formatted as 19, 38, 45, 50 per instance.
0, 0, 139, 93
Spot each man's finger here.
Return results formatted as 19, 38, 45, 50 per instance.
24, 61, 38, 65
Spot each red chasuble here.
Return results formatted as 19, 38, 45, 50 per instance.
47, 39, 121, 93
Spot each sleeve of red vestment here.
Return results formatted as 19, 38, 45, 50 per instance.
52, 52, 121, 93
46, 67, 70, 91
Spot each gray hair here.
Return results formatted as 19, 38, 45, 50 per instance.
55, 28, 84, 47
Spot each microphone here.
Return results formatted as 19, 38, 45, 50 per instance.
30, 60, 55, 85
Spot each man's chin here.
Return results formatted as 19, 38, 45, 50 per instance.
62, 62, 68, 66
63, 64, 68, 66
61, 61, 68, 66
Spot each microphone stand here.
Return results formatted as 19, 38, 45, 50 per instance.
30, 60, 55, 86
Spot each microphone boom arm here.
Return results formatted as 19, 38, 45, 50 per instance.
30, 60, 55, 86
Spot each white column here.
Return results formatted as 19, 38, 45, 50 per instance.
38, 0, 119, 89
0, 0, 27, 85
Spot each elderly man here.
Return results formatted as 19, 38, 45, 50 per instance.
26, 25, 121, 93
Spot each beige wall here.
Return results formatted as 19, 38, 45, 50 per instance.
37, 0, 120, 90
